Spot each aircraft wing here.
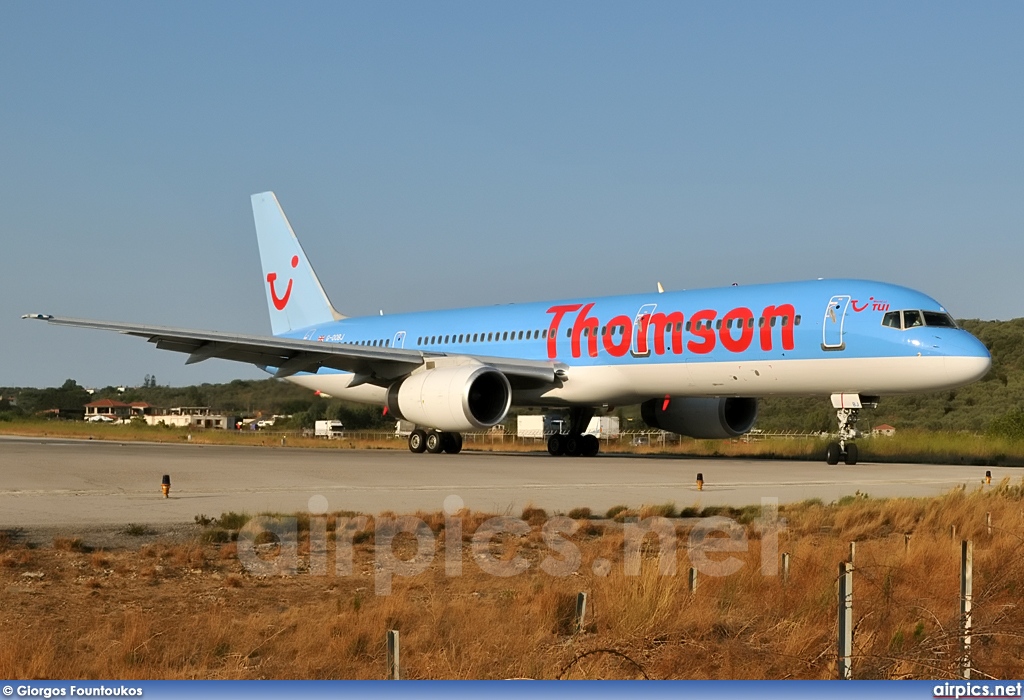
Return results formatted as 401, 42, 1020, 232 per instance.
21, 315, 562, 388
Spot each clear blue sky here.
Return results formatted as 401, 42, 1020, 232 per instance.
3, 2, 1022, 389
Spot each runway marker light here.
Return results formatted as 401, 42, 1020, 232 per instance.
696, 472, 704, 491
161, 474, 170, 498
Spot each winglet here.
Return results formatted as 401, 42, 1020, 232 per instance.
22, 314, 53, 320
252, 192, 345, 336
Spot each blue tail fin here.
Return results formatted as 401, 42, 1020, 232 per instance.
251, 192, 345, 336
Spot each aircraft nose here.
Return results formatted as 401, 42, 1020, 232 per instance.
943, 333, 991, 386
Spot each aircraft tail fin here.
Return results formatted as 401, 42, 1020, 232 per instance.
251, 191, 345, 336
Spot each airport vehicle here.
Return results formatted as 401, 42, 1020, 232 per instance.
517, 415, 619, 439
314, 420, 345, 439
24, 192, 991, 464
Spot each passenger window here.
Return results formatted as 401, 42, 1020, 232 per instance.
518, 331, 523, 340
794, 315, 801, 326
904, 310, 924, 329
882, 311, 901, 329
685, 321, 691, 331
566, 328, 571, 338
770, 317, 777, 327
502, 332, 508, 341
781, 317, 788, 327
487, 333, 492, 342
526, 331, 532, 340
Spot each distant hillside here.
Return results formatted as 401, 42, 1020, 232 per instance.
755, 319, 1024, 434
5, 318, 1024, 435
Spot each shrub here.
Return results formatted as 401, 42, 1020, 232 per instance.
218, 512, 251, 530
122, 524, 154, 536
605, 505, 629, 520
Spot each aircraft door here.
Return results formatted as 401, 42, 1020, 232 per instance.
392, 331, 406, 349
631, 303, 658, 357
822, 296, 851, 351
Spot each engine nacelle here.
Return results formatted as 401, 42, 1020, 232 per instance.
640, 397, 758, 439
387, 364, 512, 432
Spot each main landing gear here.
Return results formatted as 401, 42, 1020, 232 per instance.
547, 407, 601, 457
408, 429, 463, 454
825, 393, 876, 466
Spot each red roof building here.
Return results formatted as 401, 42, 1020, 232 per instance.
84, 399, 132, 418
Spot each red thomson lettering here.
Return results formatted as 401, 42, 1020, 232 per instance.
571, 303, 599, 358
546, 304, 583, 359
687, 309, 717, 354
720, 307, 754, 353
650, 311, 684, 355
760, 304, 796, 351
602, 315, 633, 357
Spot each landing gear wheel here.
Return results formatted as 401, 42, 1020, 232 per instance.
565, 435, 583, 457
582, 434, 600, 457
442, 432, 463, 454
425, 431, 444, 454
408, 429, 427, 454
826, 442, 842, 466
547, 434, 566, 456
844, 443, 858, 466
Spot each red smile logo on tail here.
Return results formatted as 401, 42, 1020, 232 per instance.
267, 256, 299, 310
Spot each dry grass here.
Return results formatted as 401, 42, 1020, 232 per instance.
5, 421, 1024, 465
2, 485, 1024, 679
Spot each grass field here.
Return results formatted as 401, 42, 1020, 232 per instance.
2, 483, 1023, 679
3, 420, 1024, 466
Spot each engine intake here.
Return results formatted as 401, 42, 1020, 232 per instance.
641, 397, 758, 439
387, 364, 512, 432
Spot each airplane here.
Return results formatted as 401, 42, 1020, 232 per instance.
24, 192, 992, 465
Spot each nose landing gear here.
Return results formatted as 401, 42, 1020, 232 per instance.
825, 394, 876, 465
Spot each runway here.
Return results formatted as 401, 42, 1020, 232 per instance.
0, 435, 1011, 527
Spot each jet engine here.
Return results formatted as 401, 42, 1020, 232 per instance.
387, 364, 512, 432
640, 397, 758, 439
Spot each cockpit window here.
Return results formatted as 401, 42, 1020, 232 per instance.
923, 311, 957, 328
882, 309, 959, 331
903, 310, 923, 329
882, 311, 901, 329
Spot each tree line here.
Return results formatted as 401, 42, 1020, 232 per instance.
4, 318, 1024, 437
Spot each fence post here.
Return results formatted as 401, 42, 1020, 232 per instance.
688, 567, 698, 593
387, 630, 400, 680
960, 540, 973, 680
848, 541, 856, 564
986, 512, 992, 537
838, 561, 853, 680
951, 524, 956, 540
904, 533, 911, 553
574, 592, 588, 634
781, 552, 790, 586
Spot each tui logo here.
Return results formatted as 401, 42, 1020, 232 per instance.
267, 255, 299, 310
